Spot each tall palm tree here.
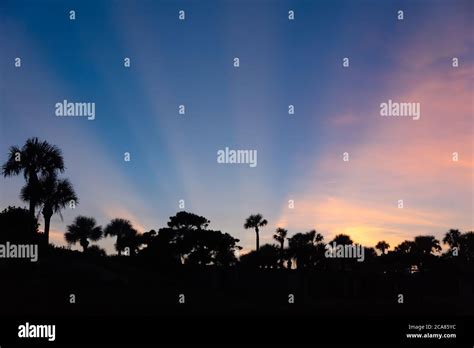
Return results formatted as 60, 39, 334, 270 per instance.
273, 227, 288, 268
375, 241, 390, 255
244, 214, 267, 252
104, 218, 137, 256
21, 174, 77, 245
2, 138, 65, 222
65, 216, 103, 251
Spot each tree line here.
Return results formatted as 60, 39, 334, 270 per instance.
2, 138, 473, 269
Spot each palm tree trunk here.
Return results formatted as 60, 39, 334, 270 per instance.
80, 239, 89, 252
42, 206, 53, 246
43, 214, 52, 246
255, 227, 260, 252
28, 173, 39, 234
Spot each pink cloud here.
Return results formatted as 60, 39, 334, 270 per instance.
275, 45, 473, 247
328, 113, 360, 127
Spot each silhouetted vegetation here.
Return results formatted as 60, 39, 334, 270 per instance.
273, 227, 287, 268
65, 216, 103, 251
104, 218, 139, 256
23, 173, 78, 245
2, 138, 65, 236
0, 206, 39, 243
244, 213, 267, 253
139, 211, 241, 267
1, 138, 473, 319
375, 240, 390, 255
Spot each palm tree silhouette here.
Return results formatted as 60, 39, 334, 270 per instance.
273, 227, 288, 268
21, 173, 77, 245
244, 214, 267, 253
2, 138, 65, 228
104, 218, 137, 255
65, 216, 103, 251
375, 241, 390, 255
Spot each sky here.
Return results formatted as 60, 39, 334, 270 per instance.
0, 0, 473, 255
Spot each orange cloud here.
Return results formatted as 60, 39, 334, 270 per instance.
276, 196, 454, 247
49, 229, 66, 245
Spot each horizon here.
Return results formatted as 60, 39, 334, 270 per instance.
1, 0, 473, 255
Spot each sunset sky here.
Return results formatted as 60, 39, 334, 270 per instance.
1, 0, 473, 254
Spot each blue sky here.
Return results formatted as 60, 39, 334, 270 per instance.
1, 0, 473, 254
